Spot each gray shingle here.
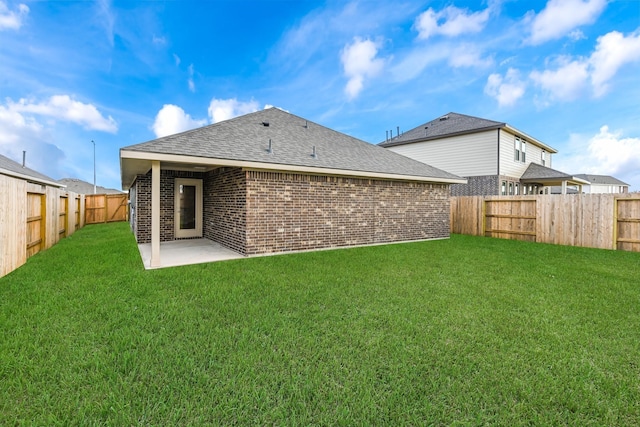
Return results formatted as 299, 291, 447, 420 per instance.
574, 174, 629, 186
122, 108, 463, 181
0, 153, 61, 186
378, 112, 504, 147
521, 163, 572, 180
58, 178, 124, 194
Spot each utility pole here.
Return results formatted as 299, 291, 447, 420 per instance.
92, 140, 96, 194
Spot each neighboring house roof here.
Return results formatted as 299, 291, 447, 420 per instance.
520, 163, 589, 184
378, 112, 558, 153
0, 153, 63, 187
58, 178, 124, 194
574, 174, 629, 186
120, 108, 466, 189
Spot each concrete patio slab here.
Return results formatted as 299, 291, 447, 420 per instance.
138, 238, 244, 269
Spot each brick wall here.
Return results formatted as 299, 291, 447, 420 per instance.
134, 174, 151, 243
203, 168, 247, 254
451, 175, 501, 196
244, 171, 450, 255
134, 167, 451, 254
132, 170, 203, 244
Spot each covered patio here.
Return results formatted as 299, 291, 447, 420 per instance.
137, 238, 244, 269
520, 163, 589, 194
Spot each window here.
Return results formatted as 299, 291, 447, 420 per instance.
501, 181, 507, 196
541, 150, 546, 166
508, 182, 514, 195
515, 137, 527, 163
515, 183, 520, 195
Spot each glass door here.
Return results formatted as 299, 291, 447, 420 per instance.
174, 178, 202, 238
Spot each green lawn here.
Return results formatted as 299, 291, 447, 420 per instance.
1, 223, 639, 425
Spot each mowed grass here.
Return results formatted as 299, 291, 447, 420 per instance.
1, 223, 639, 425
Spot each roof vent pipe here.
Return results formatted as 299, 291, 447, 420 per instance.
385, 130, 389, 142
22, 150, 26, 168
397, 126, 400, 138
311, 145, 317, 159
305, 120, 308, 128
267, 139, 273, 154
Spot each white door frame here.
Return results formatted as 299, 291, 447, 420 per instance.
174, 178, 203, 238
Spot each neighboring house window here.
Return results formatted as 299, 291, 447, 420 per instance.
501, 181, 507, 196
508, 182, 514, 195
541, 150, 546, 166
515, 183, 520, 195
514, 138, 520, 161
521, 141, 526, 163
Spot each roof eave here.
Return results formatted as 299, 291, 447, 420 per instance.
379, 124, 505, 147
0, 166, 64, 188
120, 149, 467, 188
503, 124, 558, 153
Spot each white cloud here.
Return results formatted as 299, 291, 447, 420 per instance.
152, 104, 207, 138
590, 30, 640, 97
528, 0, 607, 45
152, 35, 166, 45
0, 1, 28, 30
341, 37, 385, 99
8, 95, 118, 133
448, 45, 493, 68
0, 104, 65, 178
415, 5, 489, 40
208, 98, 259, 123
484, 68, 526, 106
557, 126, 640, 190
530, 57, 589, 101
173, 53, 181, 66
188, 64, 195, 92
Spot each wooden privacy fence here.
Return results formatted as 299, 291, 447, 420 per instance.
451, 194, 640, 252
85, 193, 128, 224
1, 173, 86, 278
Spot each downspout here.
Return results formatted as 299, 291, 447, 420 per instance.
497, 129, 501, 195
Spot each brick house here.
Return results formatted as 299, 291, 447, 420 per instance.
379, 112, 588, 195
120, 108, 465, 267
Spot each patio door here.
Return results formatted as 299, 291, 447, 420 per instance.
174, 178, 203, 238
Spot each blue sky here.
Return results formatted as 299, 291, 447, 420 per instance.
1, 0, 639, 191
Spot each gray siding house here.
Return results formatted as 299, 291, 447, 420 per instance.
120, 108, 465, 267
379, 112, 588, 196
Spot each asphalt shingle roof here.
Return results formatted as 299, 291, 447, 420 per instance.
122, 108, 463, 182
574, 174, 629, 186
378, 112, 504, 147
0, 153, 61, 186
58, 178, 124, 194
521, 162, 573, 180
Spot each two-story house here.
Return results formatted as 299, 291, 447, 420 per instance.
379, 112, 588, 196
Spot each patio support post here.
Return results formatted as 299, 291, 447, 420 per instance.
561, 180, 567, 195
151, 160, 160, 267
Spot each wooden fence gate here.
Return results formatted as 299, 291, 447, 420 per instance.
26, 193, 45, 258
615, 198, 640, 252
85, 194, 128, 224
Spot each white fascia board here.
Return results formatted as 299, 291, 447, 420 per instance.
504, 125, 558, 153
0, 167, 63, 188
120, 150, 468, 185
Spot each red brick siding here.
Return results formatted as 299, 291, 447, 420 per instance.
244, 171, 450, 255
203, 168, 247, 254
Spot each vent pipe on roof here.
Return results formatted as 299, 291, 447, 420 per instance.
311, 146, 317, 159
267, 139, 273, 154
304, 120, 308, 128
22, 150, 26, 168
385, 130, 389, 142
397, 126, 400, 138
